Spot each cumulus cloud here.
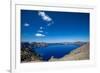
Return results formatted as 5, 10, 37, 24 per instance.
38, 11, 52, 22
35, 33, 45, 37
35, 11, 54, 38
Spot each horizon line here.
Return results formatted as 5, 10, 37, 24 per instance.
21, 40, 89, 43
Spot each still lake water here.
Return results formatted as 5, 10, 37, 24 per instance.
33, 44, 80, 61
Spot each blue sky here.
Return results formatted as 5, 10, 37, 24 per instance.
21, 10, 89, 43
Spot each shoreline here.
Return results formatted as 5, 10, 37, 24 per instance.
49, 43, 89, 61
21, 42, 89, 62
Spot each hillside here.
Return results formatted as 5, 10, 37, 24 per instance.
49, 43, 89, 61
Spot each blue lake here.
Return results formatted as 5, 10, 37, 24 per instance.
33, 44, 80, 61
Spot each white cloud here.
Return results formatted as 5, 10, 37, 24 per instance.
47, 21, 54, 26
24, 23, 30, 27
38, 11, 52, 22
35, 33, 45, 37
37, 12, 54, 37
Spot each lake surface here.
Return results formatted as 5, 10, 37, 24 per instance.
33, 44, 80, 61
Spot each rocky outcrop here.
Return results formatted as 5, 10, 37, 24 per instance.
31, 42, 48, 48
21, 42, 41, 62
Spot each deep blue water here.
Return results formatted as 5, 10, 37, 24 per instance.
32, 44, 80, 61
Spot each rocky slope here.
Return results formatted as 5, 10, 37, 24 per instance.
49, 43, 89, 61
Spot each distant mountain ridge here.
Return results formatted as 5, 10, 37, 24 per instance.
21, 41, 87, 48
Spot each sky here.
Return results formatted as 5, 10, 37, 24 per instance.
21, 10, 90, 43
